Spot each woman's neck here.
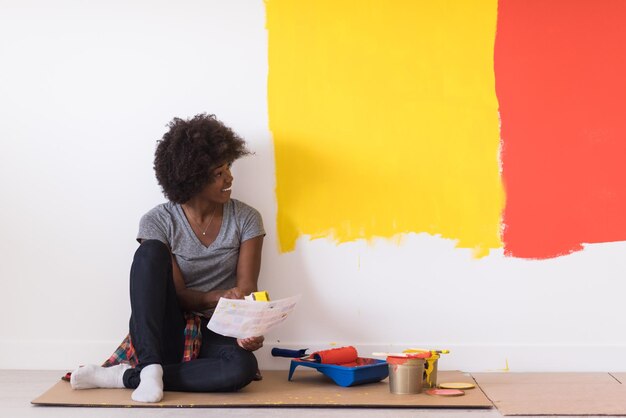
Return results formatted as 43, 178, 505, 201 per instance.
181, 199, 220, 222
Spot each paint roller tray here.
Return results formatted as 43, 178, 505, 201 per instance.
288, 358, 388, 387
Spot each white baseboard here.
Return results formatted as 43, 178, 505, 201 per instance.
2, 339, 625, 372
0, 339, 119, 370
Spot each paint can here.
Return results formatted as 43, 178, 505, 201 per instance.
423, 353, 439, 388
387, 356, 425, 394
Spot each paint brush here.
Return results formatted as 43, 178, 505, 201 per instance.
371, 352, 431, 359
404, 348, 450, 355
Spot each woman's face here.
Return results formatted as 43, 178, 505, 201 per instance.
200, 162, 233, 204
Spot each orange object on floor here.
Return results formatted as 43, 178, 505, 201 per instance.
312, 346, 359, 365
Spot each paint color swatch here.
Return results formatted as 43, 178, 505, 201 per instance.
267, 0, 503, 256
496, 0, 626, 258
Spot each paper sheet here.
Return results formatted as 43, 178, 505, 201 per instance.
207, 295, 300, 338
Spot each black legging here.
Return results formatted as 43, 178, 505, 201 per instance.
122, 239, 258, 392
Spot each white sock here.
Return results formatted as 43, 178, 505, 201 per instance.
131, 364, 163, 403
70, 364, 130, 389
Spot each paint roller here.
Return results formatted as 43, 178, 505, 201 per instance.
272, 346, 359, 365
312, 346, 358, 364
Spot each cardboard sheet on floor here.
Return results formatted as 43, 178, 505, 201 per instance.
473, 372, 626, 416
32, 370, 492, 408
611, 372, 626, 384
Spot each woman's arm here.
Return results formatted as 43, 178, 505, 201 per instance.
170, 255, 234, 312
234, 235, 265, 351
235, 235, 264, 296
170, 235, 264, 312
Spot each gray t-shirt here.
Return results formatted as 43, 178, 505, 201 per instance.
137, 199, 265, 314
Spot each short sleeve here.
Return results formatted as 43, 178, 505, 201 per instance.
239, 204, 265, 243
137, 208, 170, 245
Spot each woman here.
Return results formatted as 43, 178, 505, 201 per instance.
70, 114, 265, 402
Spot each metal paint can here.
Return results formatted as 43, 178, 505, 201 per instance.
387, 356, 425, 394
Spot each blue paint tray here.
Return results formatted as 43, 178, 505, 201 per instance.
288, 358, 388, 387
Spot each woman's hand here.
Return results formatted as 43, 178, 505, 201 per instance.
237, 336, 264, 352
220, 287, 244, 300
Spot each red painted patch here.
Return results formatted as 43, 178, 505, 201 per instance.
496, 0, 626, 258
426, 388, 465, 397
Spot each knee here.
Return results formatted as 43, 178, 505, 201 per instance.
130, 240, 172, 288
133, 240, 170, 264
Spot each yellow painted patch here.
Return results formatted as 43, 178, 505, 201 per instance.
266, 0, 503, 256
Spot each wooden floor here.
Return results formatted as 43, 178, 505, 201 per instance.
2, 370, 622, 418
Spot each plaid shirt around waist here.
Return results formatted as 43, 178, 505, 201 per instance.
102, 312, 203, 367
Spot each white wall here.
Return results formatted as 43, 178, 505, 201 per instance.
1, 0, 625, 372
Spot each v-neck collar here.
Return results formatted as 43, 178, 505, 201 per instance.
176, 200, 229, 250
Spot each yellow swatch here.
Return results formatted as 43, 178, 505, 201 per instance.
438, 382, 476, 390
266, 0, 503, 256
